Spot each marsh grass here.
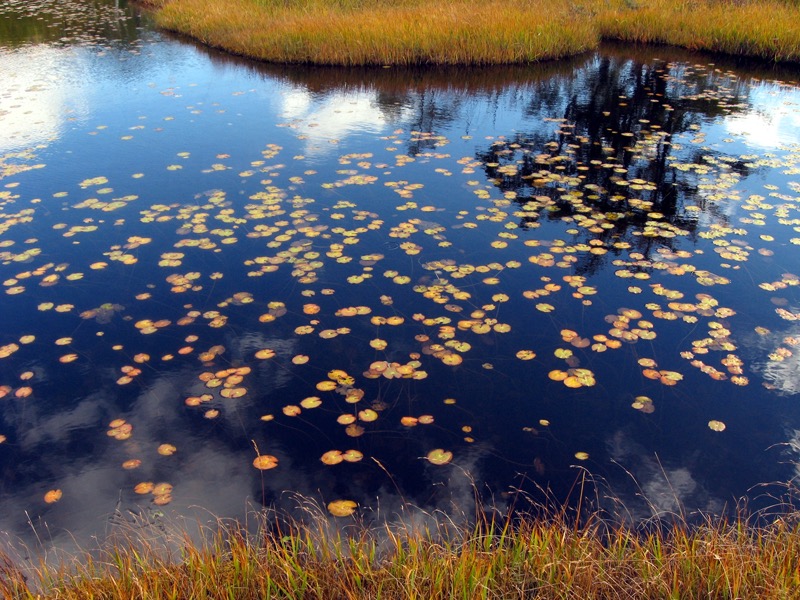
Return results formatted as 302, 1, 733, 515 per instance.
4, 492, 800, 599
150, 0, 596, 65
596, 0, 800, 63
147, 0, 800, 65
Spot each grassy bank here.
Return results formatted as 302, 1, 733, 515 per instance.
146, 0, 800, 65
596, 0, 800, 63
4, 507, 800, 598
148, 0, 595, 65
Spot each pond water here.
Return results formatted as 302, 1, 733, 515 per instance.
2, 0, 800, 551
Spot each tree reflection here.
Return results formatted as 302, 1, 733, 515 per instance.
473, 54, 759, 275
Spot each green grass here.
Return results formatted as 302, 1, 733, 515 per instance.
146, 0, 800, 65
4, 500, 800, 598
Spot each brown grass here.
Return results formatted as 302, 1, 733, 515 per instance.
3, 500, 800, 599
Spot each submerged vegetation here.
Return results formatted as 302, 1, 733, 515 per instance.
147, 0, 800, 65
4, 501, 800, 599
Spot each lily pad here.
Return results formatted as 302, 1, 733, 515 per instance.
426, 448, 453, 465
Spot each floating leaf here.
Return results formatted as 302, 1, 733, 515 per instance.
44, 489, 62, 504
15, 387, 32, 398
282, 405, 301, 417
370, 338, 388, 350
441, 353, 463, 366
345, 424, 365, 437
426, 448, 453, 465
252, 455, 279, 470
358, 409, 378, 422
134, 482, 154, 494
321, 450, 344, 465
327, 499, 357, 517
157, 444, 177, 456
342, 449, 363, 462
300, 396, 322, 409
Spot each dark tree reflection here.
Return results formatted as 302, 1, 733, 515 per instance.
473, 55, 758, 275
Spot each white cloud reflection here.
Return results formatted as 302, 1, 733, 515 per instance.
0, 46, 89, 153
723, 87, 800, 148
603, 430, 723, 522
277, 89, 396, 157
746, 324, 800, 397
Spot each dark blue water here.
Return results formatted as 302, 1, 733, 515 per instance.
2, 0, 800, 552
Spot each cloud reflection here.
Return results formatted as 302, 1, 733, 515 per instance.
0, 46, 89, 153
277, 89, 397, 157
747, 325, 800, 396
723, 86, 800, 148
603, 430, 723, 522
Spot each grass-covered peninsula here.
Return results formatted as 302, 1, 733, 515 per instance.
146, 0, 800, 65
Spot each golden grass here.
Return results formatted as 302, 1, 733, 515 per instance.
596, 0, 800, 63
147, 0, 800, 65
4, 504, 800, 599
150, 0, 597, 65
